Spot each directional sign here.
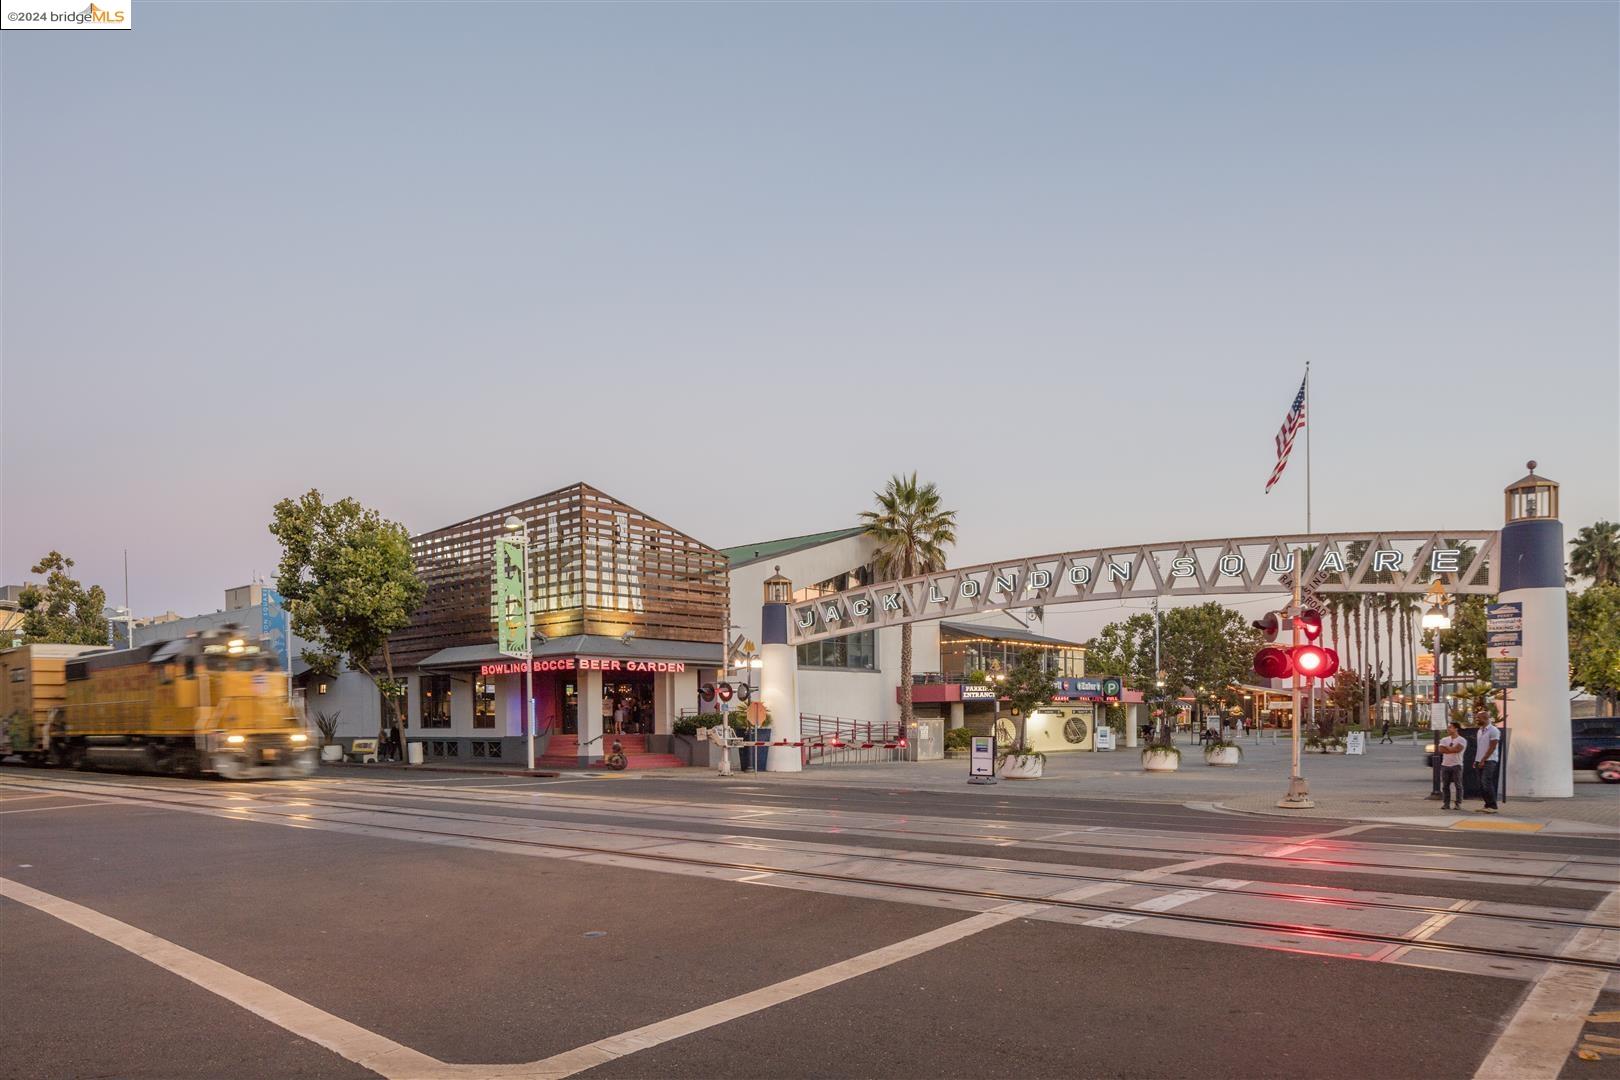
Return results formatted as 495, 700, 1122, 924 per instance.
1484, 629, 1523, 658
969, 736, 996, 777
1485, 602, 1522, 632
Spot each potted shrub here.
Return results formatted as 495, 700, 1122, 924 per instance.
999, 742, 1046, 779
943, 726, 975, 758
315, 711, 343, 763
1141, 739, 1181, 772
996, 650, 1057, 779
1203, 736, 1242, 767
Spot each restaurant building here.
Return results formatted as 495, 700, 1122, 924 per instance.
392, 483, 728, 766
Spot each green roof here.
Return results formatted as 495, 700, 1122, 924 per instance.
721, 526, 867, 567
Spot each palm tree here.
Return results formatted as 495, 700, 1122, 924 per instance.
1570, 521, 1620, 586
861, 473, 958, 733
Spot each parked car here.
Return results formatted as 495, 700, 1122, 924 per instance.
1422, 716, 1620, 783
1574, 716, 1620, 783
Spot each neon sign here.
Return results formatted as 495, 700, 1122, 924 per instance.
478, 658, 687, 676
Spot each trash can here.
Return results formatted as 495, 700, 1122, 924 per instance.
739, 728, 771, 771
407, 741, 424, 765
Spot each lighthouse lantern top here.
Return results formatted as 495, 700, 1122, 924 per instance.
763, 566, 792, 605
1504, 460, 1558, 523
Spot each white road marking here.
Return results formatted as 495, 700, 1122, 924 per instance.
1474, 885, 1620, 1080
1308, 824, 1381, 839
0, 801, 107, 815
1128, 855, 1228, 880
0, 875, 446, 1080
522, 904, 1035, 1079
0, 872, 1040, 1080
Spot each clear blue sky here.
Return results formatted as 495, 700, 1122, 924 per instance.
3, 2, 1615, 638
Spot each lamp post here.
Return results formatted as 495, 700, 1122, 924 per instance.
1421, 581, 1453, 800
503, 516, 537, 772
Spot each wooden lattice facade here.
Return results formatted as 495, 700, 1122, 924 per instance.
389, 484, 729, 667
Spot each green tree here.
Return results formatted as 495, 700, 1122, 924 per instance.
16, 552, 109, 646
1569, 521, 1620, 586
1003, 648, 1057, 753
860, 473, 956, 731
1087, 602, 1258, 736
269, 491, 425, 749
1569, 585, 1620, 712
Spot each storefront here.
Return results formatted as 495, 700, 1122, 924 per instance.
389, 483, 728, 766
412, 640, 718, 763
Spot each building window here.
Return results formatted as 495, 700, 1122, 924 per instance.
474, 675, 496, 729
420, 674, 452, 728
798, 630, 877, 671
381, 677, 408, 729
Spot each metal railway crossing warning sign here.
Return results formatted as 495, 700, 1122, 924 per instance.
494, 536, 527, 657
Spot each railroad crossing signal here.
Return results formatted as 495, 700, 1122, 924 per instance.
716, 682, 734, 702
1252, 608, 1339, 682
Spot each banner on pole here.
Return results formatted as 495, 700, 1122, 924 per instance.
494, 537, 527, 657
260, 588, 289, 669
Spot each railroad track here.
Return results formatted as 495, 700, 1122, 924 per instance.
7, 774, 1619, 976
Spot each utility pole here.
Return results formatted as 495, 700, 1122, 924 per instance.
1278, 552, 1314, 808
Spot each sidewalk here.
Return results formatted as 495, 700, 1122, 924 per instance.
698, 738, 1619, 837
320, 761, 562, 779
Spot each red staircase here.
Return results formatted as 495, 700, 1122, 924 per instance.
538, 734, 684, 770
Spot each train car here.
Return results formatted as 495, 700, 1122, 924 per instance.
4, 625, 315, 780
1, 643, 111, 758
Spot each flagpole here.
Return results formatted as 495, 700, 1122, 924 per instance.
1304, 361, 1312, 534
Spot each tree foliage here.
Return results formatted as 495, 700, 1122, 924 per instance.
17, 552, 109, 646
1569, 584, 1620, 711
1570, 521, 1620, 587
268, 491, 425, 726
1003, 648, 1057, 751
1086, 602, 1259, 708
860, 473, 957, 729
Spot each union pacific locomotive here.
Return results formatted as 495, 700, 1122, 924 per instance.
0, 625, 315, 780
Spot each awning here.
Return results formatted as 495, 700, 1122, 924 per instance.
417, 635, 723, 671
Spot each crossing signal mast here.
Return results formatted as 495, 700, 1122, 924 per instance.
1254, 564, 1341, 809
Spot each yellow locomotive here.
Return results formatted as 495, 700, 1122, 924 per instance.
1, 624, 315, 780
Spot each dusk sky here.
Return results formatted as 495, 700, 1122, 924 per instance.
3, 2, 1615, 640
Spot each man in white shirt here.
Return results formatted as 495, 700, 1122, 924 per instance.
1436, 723, 1467, 811
1475, 716, 1502, 813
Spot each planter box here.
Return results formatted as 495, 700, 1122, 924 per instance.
1204, 746, 1241, 767
999, 754, 1044, 780
320, 744, 343, 763
1141, 749, 1181, 772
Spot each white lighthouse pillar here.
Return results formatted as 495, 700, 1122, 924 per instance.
760, 568, 802, 773
1499, 462, 1572, 798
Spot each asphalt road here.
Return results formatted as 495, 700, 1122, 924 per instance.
1, 765, 1617, 1080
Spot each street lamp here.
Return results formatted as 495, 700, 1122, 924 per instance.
503, 515, 537, 772
1421, 582, 1453, 799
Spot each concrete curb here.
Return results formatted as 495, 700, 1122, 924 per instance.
319, 762, 562, 779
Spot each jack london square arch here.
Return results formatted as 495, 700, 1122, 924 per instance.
788, 530, 1499, 645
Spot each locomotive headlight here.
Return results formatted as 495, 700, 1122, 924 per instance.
226, 734, 246, 744
290, 733, 307, 743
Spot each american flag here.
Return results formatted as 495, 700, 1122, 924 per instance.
1264, 374, 1308, 494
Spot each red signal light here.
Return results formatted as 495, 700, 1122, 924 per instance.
1297, 608, 1323, 641
1253, 645, 1293, 680
716, 682, 734, 702
1253, 613, 1282, 642
1292, 644, 1338, 679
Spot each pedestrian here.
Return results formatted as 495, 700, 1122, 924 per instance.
601, 693, 615, 733
1474, 714, 1502, 813
612, 700, 627, 736
1437, 722, 1466, 811
1379, 720, 1393, 745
